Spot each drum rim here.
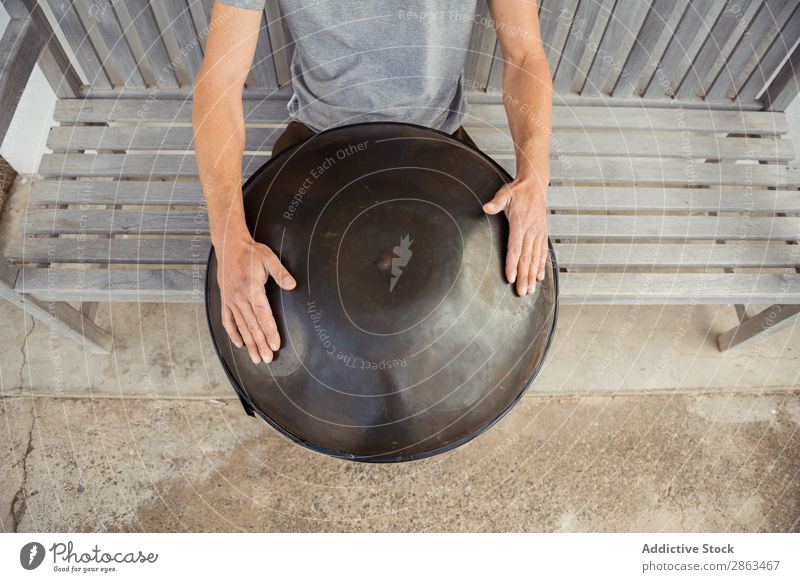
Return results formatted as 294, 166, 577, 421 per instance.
205, 121, 560, 463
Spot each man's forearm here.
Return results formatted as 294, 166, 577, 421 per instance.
193, 75, 250, 247
501, 53, 553, 192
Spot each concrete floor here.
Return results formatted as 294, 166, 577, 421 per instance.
1, 295, 799, 532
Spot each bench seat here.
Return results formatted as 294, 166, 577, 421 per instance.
5, 95, 800, 310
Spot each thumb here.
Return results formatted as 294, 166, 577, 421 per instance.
483, 185, 512, 215
261, 247, 297, 290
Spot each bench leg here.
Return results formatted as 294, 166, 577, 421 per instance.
717, 304, 800, 352
0, 257, 112, 354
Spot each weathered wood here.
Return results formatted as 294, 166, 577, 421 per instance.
23, 209, 800, 241
543, 0, 579, 74
552, 0, 614, 94
735, 5, 800, 101
0, 17, 45, 142
25, 208, 211, 236
123, 0, 181, 88
706, 0, 798, 101
0, 251, 19, 287
72, 0, 130, 87
538, 186, 800, 213
555, 243, 800, 269
29, 180, 207, 206
9, 238, 800, 271
583, 0, 651, 96
7, 238, 212, 265
537, 0, 559, 57
53, 98, 790, 134
612, 0, 688, 97
27, 0, 800, 108
643, 0, 727, 99
80, 300, 100, 321
26, 181, 800, 213
149, 1, 193, 87
676, 0, 759, 100
37, 153, 800, 187
54, 97, 286, 123
736, 7, 800, 102
0, 255, 111, 353
46, 0, 111, 88
19, 0, 83, 97
17, 267, 206, 303
38, 38, 82, 97
718, 303, 800, 351
0, 285, 113, 353
16, 268, 800, 306
187, 0, 209, 54
111, 0, 158, 87
46, 125, 796, 162
561, 273, 800, 305
762, 43, 800, 111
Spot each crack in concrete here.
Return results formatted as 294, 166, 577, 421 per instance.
10, 413, 35, 532
17, 315, 33, 390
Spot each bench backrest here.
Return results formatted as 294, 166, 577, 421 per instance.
26, 0, 800, 110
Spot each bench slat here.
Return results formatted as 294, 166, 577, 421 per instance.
53, 98, 789, 134
46, 125, 795, 162
15, 268, 800, 305
562, 273, 800, 304
37, 154, 800, 187
7, 239, 799, 269
22, 210, 800, 240
29, 180, 205, 206
9, 238, 211, 264
27, 181, 800, 213
556, 243, 800, 269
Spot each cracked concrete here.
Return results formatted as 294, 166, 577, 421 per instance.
1, 392, 799, 532
9, 412, 34, 532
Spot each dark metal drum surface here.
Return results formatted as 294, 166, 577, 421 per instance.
206, 122, 558, 462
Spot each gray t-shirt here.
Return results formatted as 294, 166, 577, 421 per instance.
219, 0, 478, 132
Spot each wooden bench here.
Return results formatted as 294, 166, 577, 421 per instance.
2, 93, 799, 353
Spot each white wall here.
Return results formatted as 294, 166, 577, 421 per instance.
0, 3, 58, 174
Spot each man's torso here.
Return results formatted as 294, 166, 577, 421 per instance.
223, 0, 479, 132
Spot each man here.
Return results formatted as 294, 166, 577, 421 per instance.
193, 1, 552, 365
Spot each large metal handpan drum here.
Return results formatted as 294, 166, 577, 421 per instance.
206, 123, 558, 462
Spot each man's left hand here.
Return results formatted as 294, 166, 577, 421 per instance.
483, 176, 549, 296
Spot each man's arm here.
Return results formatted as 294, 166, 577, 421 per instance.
193, 1, 295, 364
484, 0, 552, 296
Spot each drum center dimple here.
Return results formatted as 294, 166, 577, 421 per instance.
375, 250, 393, 273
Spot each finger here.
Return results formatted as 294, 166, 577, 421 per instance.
222, 305, 244, 348
251, 293, 281, 352
528, 244, 539, 294
230, 305, 261, 364
263, 249, 297, 290
537, 239, 549, 282
505, 222, 524, 284
483, 184, 512, 215
516, 234, 535, 296
238, 300, 273, 363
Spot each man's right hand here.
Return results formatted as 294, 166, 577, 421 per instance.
216, 234, 297, 364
